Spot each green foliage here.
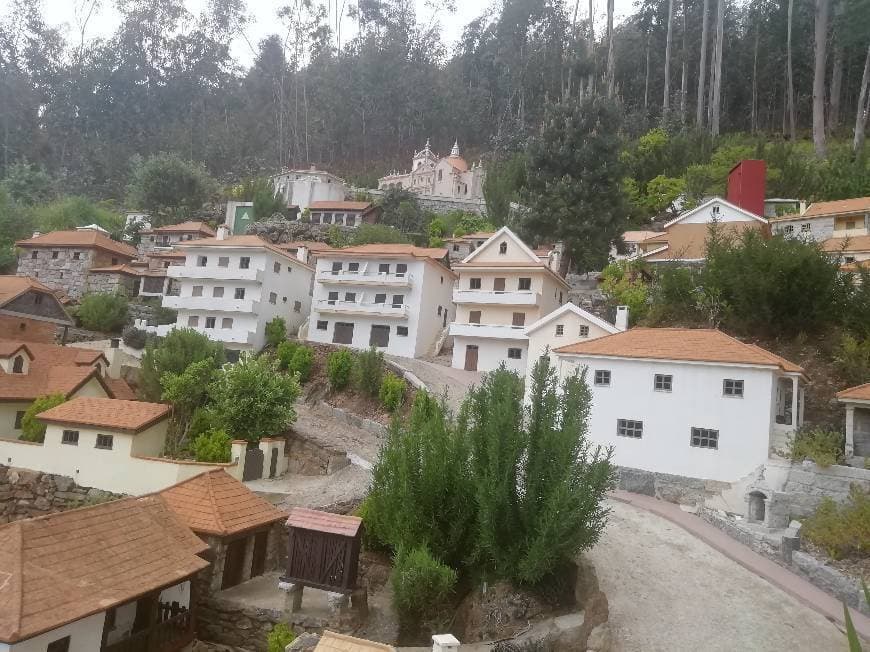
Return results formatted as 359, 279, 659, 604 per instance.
122, 326, 147, 349
354, 346, 384, 398
325, 225, 350, 248
278, 342, 314, 383
264, 317, 287, 348
126, 153, 216, 223
266, 623, 296, 652
379, 188, 424, 234
152, 306, 178, 326
0, 162, 54, 205
835, 334, 870, 386
188, 407, 217, 442
483, 152, 526, 226
139, 328, 226, 401
0, 187, 34, 272
844, 580, 870, 651
786, 428, 845, 468
379, 372, 406, 412
30, 196, 123, 234
76, 293, 129, 332
244, 178, 285, 219
20, 394, 66, 443
647, 266, 703, 325
350, 223, 410, 245
191, 429, 231, 463
842, 268, 870, 340
390, 546, 457, 627
802, 486, 870, 560
600, 262, 649, 324
208, 353, 300, 443
276, 341, 299, 370
638, 175, 686, 215
161, 359, 218, 437
326, 349, 354, 391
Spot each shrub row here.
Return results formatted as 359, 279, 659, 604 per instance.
327, 347, 406, 412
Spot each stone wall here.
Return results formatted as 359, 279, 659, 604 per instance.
0, 464, 121, 523
87, 272, 138, 297
777, 461, 870, 518
285, 438, 349, 476
17, 249, 92, 299
616, 466, 732, 506
363, 188, 487, 216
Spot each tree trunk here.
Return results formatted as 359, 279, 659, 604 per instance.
786, 0, 796, 140
680, 0, 688, 125
696, 0, 710, 127
827, 0, 845, 134
587, 0, 595, 94
606, 0, 615, 97
854, 44, 870, 153
644, 33, 651, 111
812, 0, 830, 158
710, 0, 724, 137
751, 18, 759, 133
662, 0, 674, 119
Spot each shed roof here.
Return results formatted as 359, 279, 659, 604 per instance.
309, 201, 374, 212
803, 197, 870, 218
821, 235, 870, 253
286, 507, 362, 538
146, 221, 216, 235
15, 230, 138, 259
836, 383, 870, 402
0, 276, 61, 309
37, 396, 170, 433
315, 631, 395, 652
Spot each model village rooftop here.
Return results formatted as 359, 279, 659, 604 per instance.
36, 396, 171, 433
15, 229, 138, 259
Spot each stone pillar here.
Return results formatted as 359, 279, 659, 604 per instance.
229, 440, 247, 481
278, 580, 304, 613
258, 438, 274, 480
845, 405, 856, 458
790, 376, 799, 428
273, 438, 287, 476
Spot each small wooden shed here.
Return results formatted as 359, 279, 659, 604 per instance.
283, 507, 363, 594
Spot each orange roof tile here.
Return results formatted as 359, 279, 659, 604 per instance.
331, 243, 449, 259
0, 342, 31, 358
0, 276, 58, 307
103, 377, 137, 400
286, 507, 362, 538
622, 230, 660, 243
38, 397, 169, 433
278, 240, 333, 251
15, 230, 138, 259
803, 197, 870, 218
156, 469, 285, 537
309, 201, 374, 211
821, 235, 870, 253
149, 221, 216, 236
836, 383, 870, 401
178, 235, 315, 270
446, 156, 469, 172
0, 497, 209, 643
554, 328, 804, 374
642, 222, 767, 261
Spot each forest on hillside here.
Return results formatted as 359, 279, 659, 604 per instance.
2, 0, 869, 195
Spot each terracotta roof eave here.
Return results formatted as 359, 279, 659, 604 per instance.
191, 513, 286, 537
36, 412, 168, 434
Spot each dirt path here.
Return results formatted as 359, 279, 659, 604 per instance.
386, 355, 481, 414
587, 499, 847, 652
292, 402, 384, 465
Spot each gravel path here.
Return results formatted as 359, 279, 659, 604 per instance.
587, 499, 847, 652
292, 402, 384, 464
386, 355, 481, 414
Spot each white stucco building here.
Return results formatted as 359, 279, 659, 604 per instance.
306, 244, 456, 358
378, 140, 486, 201
270, 166, 347, 210
449, 227, 569, 374
552, 328, 806, 483
158, 230, 314, 352
524, 303, 624, 368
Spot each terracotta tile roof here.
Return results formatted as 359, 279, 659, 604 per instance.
309, 201, 374, 211
315, 631, 395, 652
821, 236, 870, 253
446, 156, 469, 172
622, 230, 660, 243
15, 230, 138, 259
328, 243, 449, 260
149, 221, 216, 236
178, 235, 315, 270
286, 507, 362, 538
642, 222, 766, 261
462, 231, 495, 240
104, 377, 137, 400
836, 383, 870, 401
37, 396, 170, 433
554, 328, 804, 374
0, 496, 208, 643
147, 250, 186, 259
89, 264, 143, 275
278, 240, 333, 251
803, 197, 870, 218
155, 469, 284, 536
0, 276, 57, 307
0, 342, 31, 358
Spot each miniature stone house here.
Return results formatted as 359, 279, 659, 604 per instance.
837, 383, 870, 463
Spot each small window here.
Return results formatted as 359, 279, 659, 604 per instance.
287, 265, 292, 272
512, 312, 525, 327
469, 310, 481, 324
222, 317, 233, 328
62, 429, 79, 445
12, 355, 24, 374
392, 294, 404, 307
47, 636, 71, 652
498, 242, 507, 254
374, 293, 386, 304
30, 251, 37, 259
507, 348, 522, 359
379, 263, 390, 274
396, 263, 407, 276
453, 244, 459, 251
273, 261, 281, 273
205, 317, 216, 329
345, 292, 356, 302
188, 316, 199, 327
518, 277, 531, 291
845, 256, 856, 263
654, 374, 673, 392
712, 205, 721, 215
34, 294, 43, 305
348, 262, 359, 272
847, 220, 857, 230
723, 379, 744, 397
73, 251, 81, 260
327, 291, 339, 304
240, 257, 251, 269
316, 320, 328, 330
14, 411, 24, 429
95, 434, 113, 450
784, 225, 794, 234
437, 305, 442, 316
800, 223, 811, 232
555, 324, 564, 336
690, 427, 719, 449
234, 288, 245, 300
269, 292, 277, 304
594, 370, 611, 386
293, 300, 302, 313
218, 256, 229, 267
331, 262, 343, 274
559, 292, 563, 303
617, 419, 643, 438
52, 251, 59, 259
213, 287, 224, 298
579, 325, 590, 338
192, 285, 203, 297
397, 326, 409, 336
470, 278, 482, 290
197, 256, 208, 267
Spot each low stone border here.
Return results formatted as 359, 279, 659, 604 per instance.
384, 359, 428, 391
315, 402, 389, 439
616, 466, 731, 506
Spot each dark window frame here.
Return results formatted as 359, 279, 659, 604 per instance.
690, 427, 719, 449
95, 434, 114, 450
62, 429, 79, 445
723, 379, 744, 398
617, 419, 643, 438
654, 374, 673, 392
594, 370, 611, 387
507, 348, 522, 359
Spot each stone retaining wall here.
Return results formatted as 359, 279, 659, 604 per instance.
778, 461, 870, 518
616, 466, 731, 506
315, 402, 388, 440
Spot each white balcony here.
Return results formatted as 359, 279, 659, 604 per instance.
449, 322, 529, 340
315, 299, 408, 318
163, 296, 259, 313
155, 324, 253, 344
168, 266, 263, 282
452, 289, 540, 306
316, 270, 413, 286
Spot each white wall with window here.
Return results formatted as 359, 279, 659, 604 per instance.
524, 303, 621, 370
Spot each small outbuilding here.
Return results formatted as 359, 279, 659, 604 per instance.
283, 507, 363, 594
836, 383, 870, 462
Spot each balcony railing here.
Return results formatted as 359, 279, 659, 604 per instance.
448, 322, 529, 340
452, 289, 540, 306
316, 270, 413, 286
163, 295, 259, 313
155, 324, 254, 344
168, 266, 263, 282
102, 605, 193, 652
316, 299, 408, 317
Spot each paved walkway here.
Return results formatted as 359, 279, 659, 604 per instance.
386, 355, 480, 414
606, 490, 870, 646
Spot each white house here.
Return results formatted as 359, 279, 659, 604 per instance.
449, 227, 569, 374
524, 303, 625, 368
770, 196, 870, 242
158, 231, 314, 353
271, 166, 347, 209
378, 140, 486, 201
306, 244, 456, 358
0, 495, 207, 652
552, 328, 806, 483
836, 383, 870, 462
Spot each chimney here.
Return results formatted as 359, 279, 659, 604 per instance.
216, 225, 229, 240
32, 231, 41, 238
726, 160, 766, 217
799, 200, 808, 215
615, 305, 629, 332
432, 634, 460, 652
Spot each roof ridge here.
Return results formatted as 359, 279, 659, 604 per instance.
204, 470, 225, 535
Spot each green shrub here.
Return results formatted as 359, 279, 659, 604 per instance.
122, 325, 147, 349
354, 346, 384, 398
379, 372, 406, 412
20, 393, 66, 443
288, 346, 315, 383
266, 623, 296, 652
191, 429, 231, 463
600, 261, 648, 324
835, 334, 870, 387
152, 306, 177, 325
76, 293, 129, 332
139, 328, 226, 401
327, 349, 354, 391
802, 486, 870, 560
786, 428, 845, 468
390, 546, 457, 626
276, 340, 299, 370
188, 407, 216, 441
265, 317, 287, 348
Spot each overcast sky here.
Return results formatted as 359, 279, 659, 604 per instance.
34, 0, 636, 66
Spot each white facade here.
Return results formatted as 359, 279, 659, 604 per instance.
306, 249, 456, 358
378, 140, 486, 201
553, 354, 804, 482
159, 236, 314, 351
524, 303, 622, 368
271, 167, 346, 210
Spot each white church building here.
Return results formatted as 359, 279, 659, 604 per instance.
378, 140, 486, 201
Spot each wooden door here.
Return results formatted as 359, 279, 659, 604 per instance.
250, 531, 268, 578
221, 538, 247, 589
132, 594, 156, 633
493, 277, 505, 292
269, 447, 279, 478
333, 322, 354, 344
464, 345, 478, 371
370, 325, 390, 347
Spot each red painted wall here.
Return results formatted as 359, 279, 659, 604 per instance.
727, 160, 766, 217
